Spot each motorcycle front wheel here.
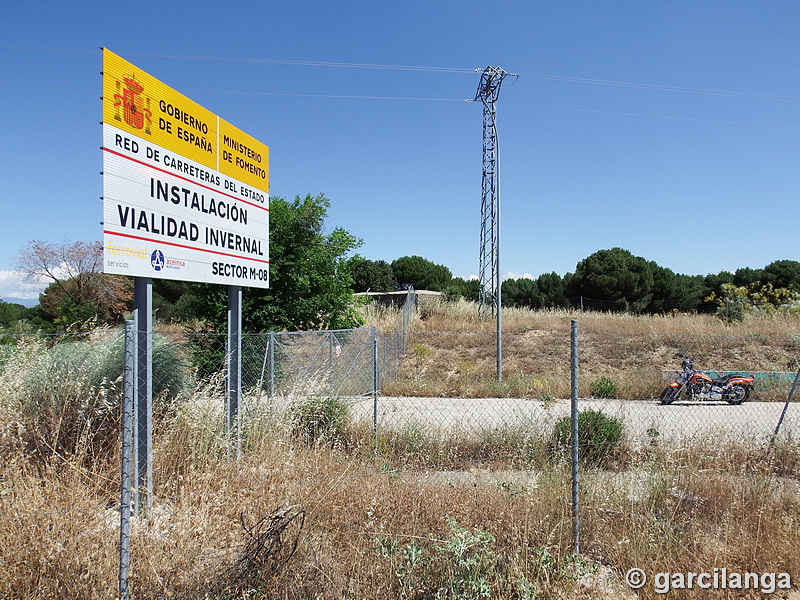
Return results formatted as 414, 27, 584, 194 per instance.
659, 386, 680, 405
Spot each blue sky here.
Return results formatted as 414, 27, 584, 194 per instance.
1, 1, 798, 303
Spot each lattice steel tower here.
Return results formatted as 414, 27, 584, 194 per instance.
475, 66, 514, 378
476, 66, 512, 320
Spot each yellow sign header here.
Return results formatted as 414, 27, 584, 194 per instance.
102, 48, 269, 192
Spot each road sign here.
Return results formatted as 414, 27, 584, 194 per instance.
102, 48, 269, 287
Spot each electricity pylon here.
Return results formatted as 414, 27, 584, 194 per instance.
475, 66, 515, 379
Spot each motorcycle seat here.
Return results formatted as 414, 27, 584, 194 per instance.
711, 373, 745, 386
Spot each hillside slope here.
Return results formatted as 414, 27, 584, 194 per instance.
365, 300, 800, 400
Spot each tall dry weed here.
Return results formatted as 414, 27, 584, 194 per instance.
0, 330, 195, 466
2, 390, 800, 598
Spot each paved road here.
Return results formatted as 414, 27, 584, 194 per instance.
351, 396, 799, 444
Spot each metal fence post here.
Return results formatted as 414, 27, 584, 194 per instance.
769, 367, 800, 452
119, 320, 134, 600
372, 326, 379, 442
269, 331, 275, 398
329, 331, 335, 398
570, 319, 580, 555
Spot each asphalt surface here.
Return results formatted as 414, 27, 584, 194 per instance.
352, 396, 799, 445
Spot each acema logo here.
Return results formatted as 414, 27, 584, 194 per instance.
150, 249, 165, 272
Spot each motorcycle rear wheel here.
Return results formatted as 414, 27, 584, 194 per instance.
659, 386, 680, 405
725, 384, 750, 405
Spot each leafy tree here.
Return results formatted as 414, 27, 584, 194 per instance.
15, 239, 133, 329
184, 194, 364, 332
703, 261, 800, 318
391, 255, 452, 291
732, 267, 765, 288
0, 301, 28, 328
153, 280, 197, 322
151, 280, 232, 326
568, 248, 654, 312
708, 281, 800, 321
502, 277, 538, 308
0, 302, 53, 335
702, 270, 734, 301
763, 260, 800, 292
442, 277, 481, 302
536, 272, 568, 308
647, 264, 705, 312
248, 194, 363, 331
646, 265, 678, 311
348, 256, 396, 292
676, 274, 706, 311
500, 278, 519, 307
39, 280, 101, 328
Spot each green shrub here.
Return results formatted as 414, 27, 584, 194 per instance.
438, 518, 496, 599
589, 376, 618, 398
376, 518, 497, 599
289, 396, 349, 445
412, 344, 432, 361
552, 409, 624, 466
717, 302, 746, 323
182, 323, 227, 379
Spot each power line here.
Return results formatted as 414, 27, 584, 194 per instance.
2, 45, 797, 128
2, 45, 797, 103
0, 45, 475, 74
504, 101, 800, 130
0, 78, 794, 128
0, 44, 97, 55
125, 52, 477, 74
516, 71, 800, 103
188, 89, 468, 102
0, 80, 468, 102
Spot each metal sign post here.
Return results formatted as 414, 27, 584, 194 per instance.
103, 48, 269, 593
133, 277, 152, 512
227, 285, 242, 459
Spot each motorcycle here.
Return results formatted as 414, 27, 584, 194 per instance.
659, 355, 755, 405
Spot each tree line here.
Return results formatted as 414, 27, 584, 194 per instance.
3, 197, 799, 334
350, 247, 800, 317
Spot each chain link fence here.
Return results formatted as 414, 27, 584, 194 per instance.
180, 328, 394, 394
169, 322, 800, 451
174, 327, 402, 424
2, 321, 798, 451
4, 316, 800, 599
377, 325, 800, 449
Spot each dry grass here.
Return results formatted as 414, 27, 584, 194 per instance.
2, 306, 800, 599
3, 415, 800, 599
373, 298, 800, 337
